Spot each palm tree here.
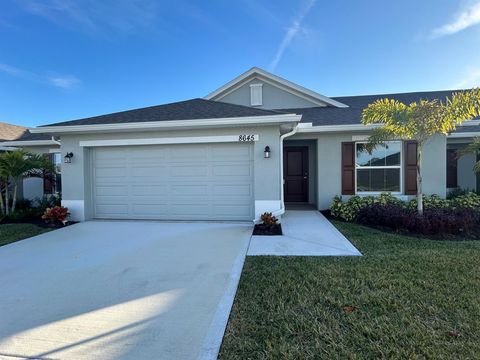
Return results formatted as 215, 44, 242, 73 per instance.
0, 150, 54, 214
362, 88, 480, 214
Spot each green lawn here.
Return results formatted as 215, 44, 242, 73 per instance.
0, 223, 52, 247
219, 221, 480, 360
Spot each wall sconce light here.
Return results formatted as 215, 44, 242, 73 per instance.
64, 152, 74, 164
264, 146, 271, 159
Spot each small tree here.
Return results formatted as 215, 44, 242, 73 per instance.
362, 88, 480, 214
0, 150, 54, 214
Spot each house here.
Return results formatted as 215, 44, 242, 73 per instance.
19, 67, 480, 222
0, 122, 61, 200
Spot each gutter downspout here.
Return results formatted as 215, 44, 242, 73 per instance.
253, 124, 298, 223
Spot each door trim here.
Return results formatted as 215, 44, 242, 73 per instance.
283, 146, 309, 203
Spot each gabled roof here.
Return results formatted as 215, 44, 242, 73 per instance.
204, 67, 349, 108
280, 89, 477, 126
0, 122, 27, 141
0, 121, 54, 144
39, 98, 288, 127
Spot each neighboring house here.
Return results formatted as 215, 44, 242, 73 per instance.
25, 67, 480, 222
0, 122, 61, 200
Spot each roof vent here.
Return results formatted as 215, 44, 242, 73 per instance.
250, 83, 263, 106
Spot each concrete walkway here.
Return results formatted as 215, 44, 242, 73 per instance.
0, 221, 252, 360
248, 210, 362, 256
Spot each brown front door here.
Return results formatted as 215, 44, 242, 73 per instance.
284, 146, 308, 202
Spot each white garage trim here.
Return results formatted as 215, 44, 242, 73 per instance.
80, 134, 259, 147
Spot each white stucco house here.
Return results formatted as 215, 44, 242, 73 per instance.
4, 67, 479, 221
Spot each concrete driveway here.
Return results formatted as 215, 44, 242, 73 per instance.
0, 221, 252, 360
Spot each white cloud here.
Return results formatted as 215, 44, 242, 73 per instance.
269, 0, 316, 71
16, 0, 158, 33
0, 62, 81, 89
455, 68, 480, 88
430, 1, 480, 38
48, 75, 81, 89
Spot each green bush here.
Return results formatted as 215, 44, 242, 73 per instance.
446, 187, 473, 199
331, 193, 401, 221
451, 192, 480, 209
331, 192, 480, 222
406, 194, 451, 211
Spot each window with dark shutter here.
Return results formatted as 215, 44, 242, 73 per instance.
341, 142, 355, 195
446, 148, 458, 188
404, 141, 417, 195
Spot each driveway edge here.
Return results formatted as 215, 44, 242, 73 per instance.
196, 234, 251, 360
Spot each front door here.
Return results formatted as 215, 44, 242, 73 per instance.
284, 146, 308, 202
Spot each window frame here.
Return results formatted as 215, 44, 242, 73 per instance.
354, 141, 403, 195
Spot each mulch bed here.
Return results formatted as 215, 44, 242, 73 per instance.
0, 217, 78, 229
253, 223, 283, 236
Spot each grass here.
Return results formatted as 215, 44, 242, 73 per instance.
219, 221, 480, 359
0, 223, 52, 247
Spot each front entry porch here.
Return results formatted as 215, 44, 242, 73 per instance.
283, 140, 317, 208
248, 210, 361, 256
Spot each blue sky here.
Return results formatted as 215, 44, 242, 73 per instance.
1, 0, 480, 127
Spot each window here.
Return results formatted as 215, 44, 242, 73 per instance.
355, 141, 402, 193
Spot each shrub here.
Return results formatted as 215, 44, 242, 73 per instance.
14, 198, 33, 210
406, 194, 451, 211
357, 204, 480, 236
42, 206, 69, 225
451, 192, 480, 209
330, 193, 401, 221
34, 195, 61, 213
447, 187, 472, 199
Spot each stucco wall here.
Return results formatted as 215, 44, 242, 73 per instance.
21, 145, 61, 200
457, 153, 476, 191
291, 132, 447, 210
220, 78, 323, 109
60, 125, 282, 221
421, 134, 447, 197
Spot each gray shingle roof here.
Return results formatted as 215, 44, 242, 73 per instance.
279, 90, 477, 126
41, 98, 286, 127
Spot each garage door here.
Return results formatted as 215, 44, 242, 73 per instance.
92, 143, 254, 220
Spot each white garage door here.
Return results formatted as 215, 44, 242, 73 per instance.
92, 143, 254, 220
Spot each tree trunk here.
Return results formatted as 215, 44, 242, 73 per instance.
0, 181, 4, 215
11, 181, 17, 213
416, 146, 423, 215
4, 179, 9, 215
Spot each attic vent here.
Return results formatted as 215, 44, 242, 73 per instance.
250, 83, 263, 106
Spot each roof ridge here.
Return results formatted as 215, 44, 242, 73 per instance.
332, 89, 469, 100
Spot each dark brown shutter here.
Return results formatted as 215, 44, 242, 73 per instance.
446, 149, 458, 188
404, 141, 417, 195
43, 153, 54, 195
341, 142, 355, 195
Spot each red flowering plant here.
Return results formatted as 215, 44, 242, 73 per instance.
42, 206, 70, 226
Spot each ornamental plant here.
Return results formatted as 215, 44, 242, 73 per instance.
261, 212, 278, 226
0, 150, 55, 215
42, 206, 69, 225
362, 88, 480, 214
331, 192, 480, 222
